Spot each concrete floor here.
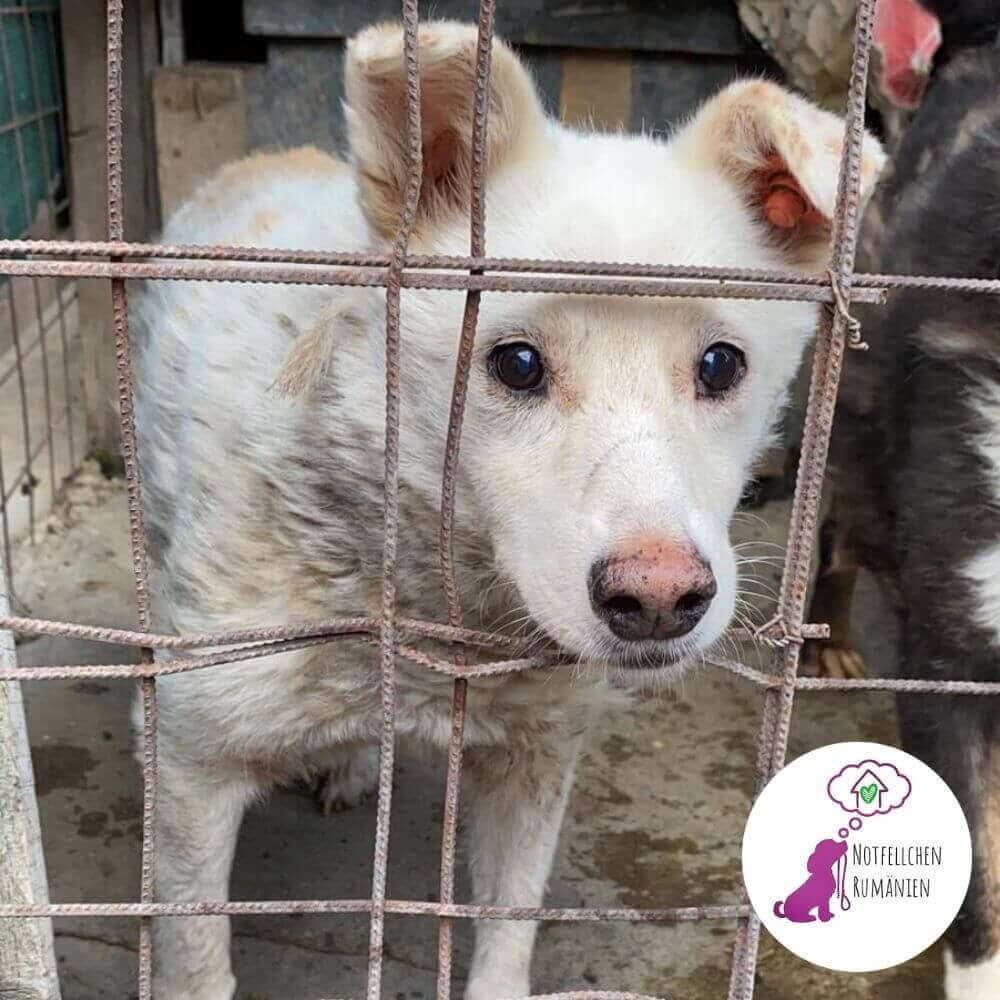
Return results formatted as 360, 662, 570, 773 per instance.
9, 464, 943, 999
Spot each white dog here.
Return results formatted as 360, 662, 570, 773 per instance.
132, 20, 884, 999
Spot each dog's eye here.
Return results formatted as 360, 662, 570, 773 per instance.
490, 342, 545, 392
698, 342, 746, 395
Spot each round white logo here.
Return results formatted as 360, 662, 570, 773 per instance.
742, 741, 972, 972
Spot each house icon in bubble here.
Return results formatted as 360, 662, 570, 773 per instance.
851, 769, 889, 812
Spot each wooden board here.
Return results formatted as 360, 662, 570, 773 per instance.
243, 0, 760, 56
241, 40, 776, 156
244, 44, 346, 154
559, 51, 632, 130
153, 67, 249, 221
62, 0, 159, 454
630, 50, 780, 132
243, 42, 566, 154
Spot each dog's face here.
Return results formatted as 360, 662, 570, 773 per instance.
331, 22, 884, 673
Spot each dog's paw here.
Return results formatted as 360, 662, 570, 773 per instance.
313, 744, 380, 815
801, 640, 867, 680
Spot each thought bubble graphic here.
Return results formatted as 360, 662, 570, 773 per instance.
827, 759, 912, 817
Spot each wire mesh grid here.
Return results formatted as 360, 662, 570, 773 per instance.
3, 0, 1000, 998
0, 0, 80, 589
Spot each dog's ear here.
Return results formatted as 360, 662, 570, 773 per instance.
680, 80, 886, 270
344, 19, 546, 240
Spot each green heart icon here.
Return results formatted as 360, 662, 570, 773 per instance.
860, 784, 878, 804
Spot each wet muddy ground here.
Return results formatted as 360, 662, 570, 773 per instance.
10, 465, 939, 999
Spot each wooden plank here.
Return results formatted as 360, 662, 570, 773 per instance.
153, 67, 249, 222
244, 44, 345, 153
559, 51, 631, 130
242, 0, 760, 56
517, 45, 563, 117
240, 43, 775, 156
629, 51, 781, 133
159, 0, 185, 67
60, 0, 114, 455
243, 41, 563, 155
0, 549, 59, 1000
62, 0, 160, 455
128, 0, 164, 241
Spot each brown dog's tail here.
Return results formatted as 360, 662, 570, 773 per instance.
773, 900, 785, 919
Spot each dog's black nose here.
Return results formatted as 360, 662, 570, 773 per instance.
589, 535, 716, 642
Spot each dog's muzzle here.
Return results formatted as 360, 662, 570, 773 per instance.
588, 534, 716, 643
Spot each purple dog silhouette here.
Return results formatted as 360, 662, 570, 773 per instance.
773, 838, 848, 923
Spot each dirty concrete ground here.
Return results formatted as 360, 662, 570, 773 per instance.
9, 464, 941, 999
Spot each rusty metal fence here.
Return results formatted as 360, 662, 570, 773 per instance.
0, 0, 80, 590
3, 0, 1000, 998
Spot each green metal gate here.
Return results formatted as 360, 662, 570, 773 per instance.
0, 1, 67, 239
0, 0, 80, 591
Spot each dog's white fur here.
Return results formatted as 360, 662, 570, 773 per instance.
945, 948, 1000, 1000
957, 383, 1000, 1000
132, 21, 883, 999
965, 379, 1000, 648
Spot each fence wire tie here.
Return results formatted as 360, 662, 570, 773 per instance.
751, 614, 802, 649
826, 267, 868, 351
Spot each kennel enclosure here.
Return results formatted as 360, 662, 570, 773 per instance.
3, 1, 1000, 998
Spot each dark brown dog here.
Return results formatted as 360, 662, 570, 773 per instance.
806, 4, 1000, 995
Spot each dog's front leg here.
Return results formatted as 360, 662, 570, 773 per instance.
152, 751, 258, 1000
462, 732, 581, 1000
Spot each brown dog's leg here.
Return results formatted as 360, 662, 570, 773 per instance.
802, 499, 866, 679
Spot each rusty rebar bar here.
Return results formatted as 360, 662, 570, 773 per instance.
727, 1, 879, 997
